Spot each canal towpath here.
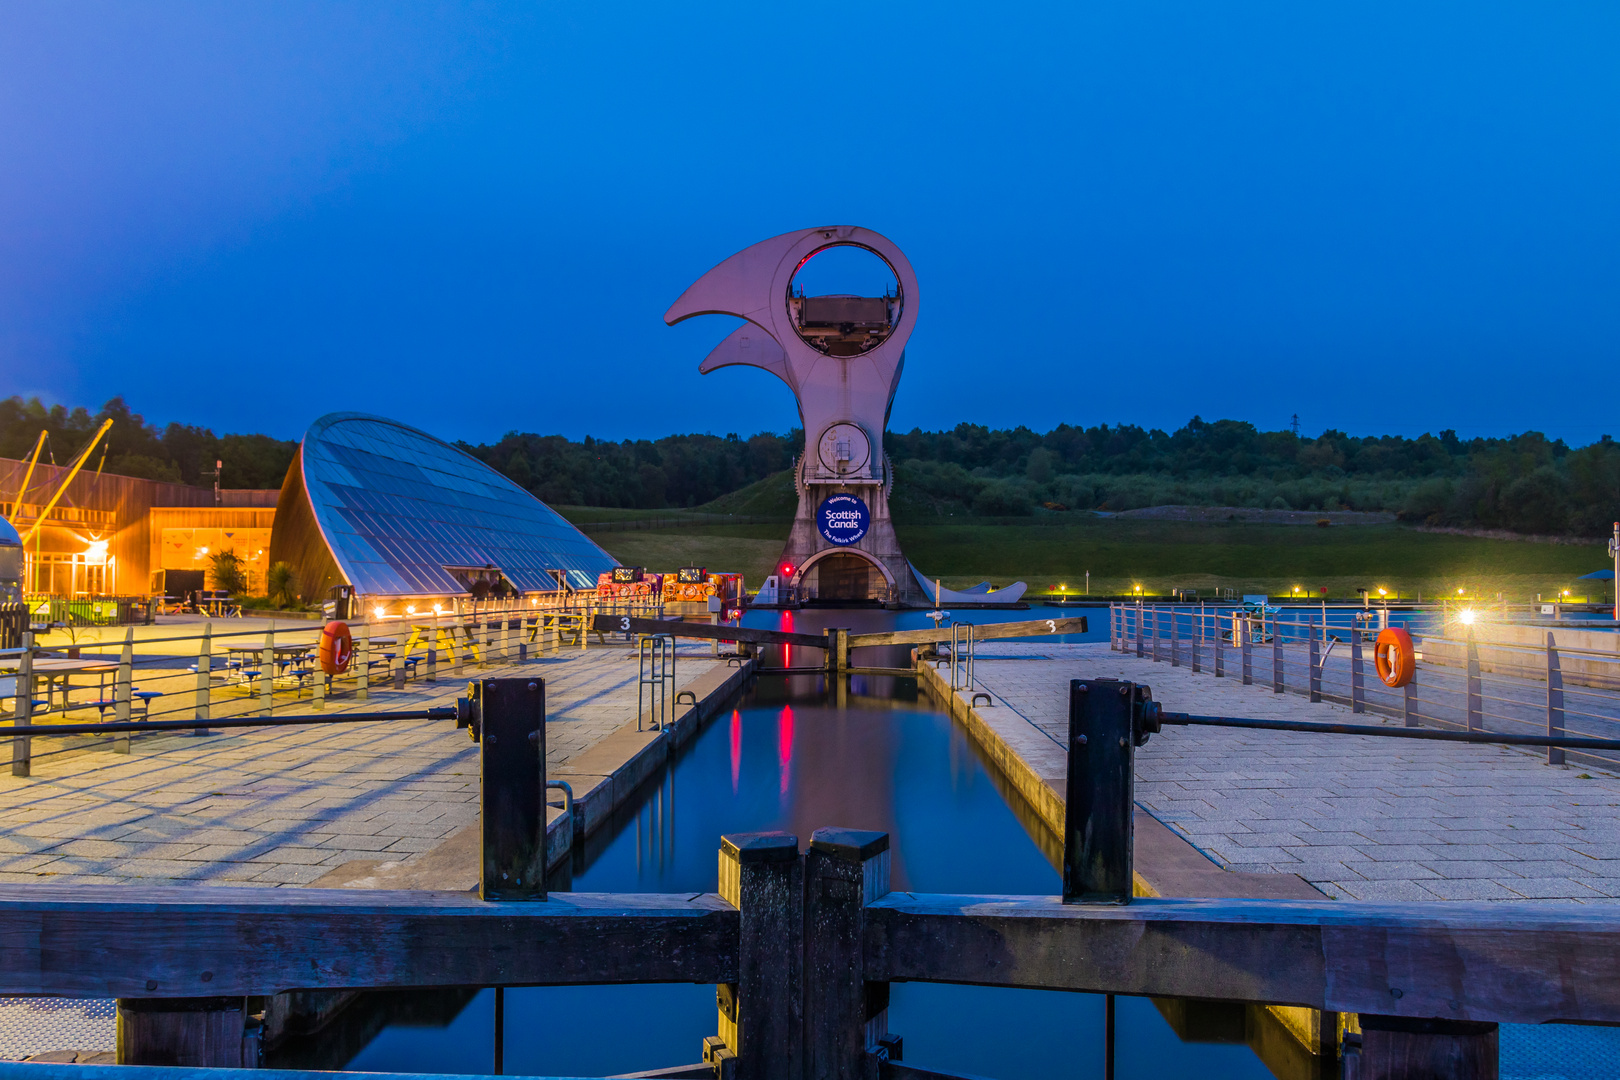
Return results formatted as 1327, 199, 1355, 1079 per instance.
930, 640, 1620, 904
0, 635, 748, 890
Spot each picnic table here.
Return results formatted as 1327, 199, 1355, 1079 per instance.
0, 657, 120, 711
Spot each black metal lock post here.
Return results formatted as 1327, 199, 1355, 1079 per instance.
1063, 678, 1160, 904
479, 677, 547, 901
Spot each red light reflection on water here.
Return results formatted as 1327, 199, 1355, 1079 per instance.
777, 704, 794, 800
729, 709, 742, 794
780, 610, 793, 668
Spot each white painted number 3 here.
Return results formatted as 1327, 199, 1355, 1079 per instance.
1047, 620, 1056, 633
619, 617, 631, 631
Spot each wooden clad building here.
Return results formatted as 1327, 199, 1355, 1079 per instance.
0, 456, 277, 598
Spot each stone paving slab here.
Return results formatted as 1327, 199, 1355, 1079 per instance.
0, 644, 721, 887
970, 641, 1620, 903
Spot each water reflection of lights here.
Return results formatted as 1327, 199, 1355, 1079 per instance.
730, 709, 742, 794
778, 705, 794, 800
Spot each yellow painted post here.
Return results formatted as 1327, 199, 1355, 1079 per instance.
114, 627, 133, 754
259, 624, 275, 717
194, 623, 212, 734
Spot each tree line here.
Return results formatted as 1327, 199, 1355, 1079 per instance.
884, 419, 1620, 537
0, 396, 296, 490
5, 397, 1615, 538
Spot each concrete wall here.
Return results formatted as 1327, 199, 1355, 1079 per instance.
1421, 621, 1620, 688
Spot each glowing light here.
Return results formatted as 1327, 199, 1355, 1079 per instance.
433, 604, 443, 615
1378, 588, 1387, 597
1457, 588, 1465, 595
406, 605, 416, 615
1562, 590, 1571, 597
83, 539, 109, 560
780, 562, 795, 577
198, 546, 209, 556
1459, 609, 1477, 625
372, 606, 386, 618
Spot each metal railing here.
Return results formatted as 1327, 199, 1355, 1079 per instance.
25, 595, 154, 627
0, 601, 663, 778
948, 621, 976, 691
637, 634, 675, 732
1110, 602, 1620, 772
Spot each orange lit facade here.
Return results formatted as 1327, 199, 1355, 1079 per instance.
0, 456, 277, 598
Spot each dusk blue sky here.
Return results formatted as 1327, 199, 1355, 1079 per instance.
2, 2, 1616, 446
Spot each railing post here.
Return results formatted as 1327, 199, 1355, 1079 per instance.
1241, 620, 1253, 685
193, 623, 212, 735
1272, 614, 1283, 693
114, 627, 134, 754
1191, 610, 1201, 673
1308, 619, 1322, 703
1169, 610, 1179, 667
1110, 604, 1119, 651
804, 828, 892, 1080
1150, 607, 1160, 662
1065, 678, 1137, 905
1134, 602, 1143, 658
1404, 681, 1418, 727
1213, 612, 1224, 677
1351, 634, 1366, 713
1349, 1016, 1498, 1080
714, 832, 803, 1080
479, 676, 547, 901
12, 631, 33, 777
1466, 628, 1482, 733
357, 622, 371, 701
259, 624, 275, 718
1547, 632, 1564, 766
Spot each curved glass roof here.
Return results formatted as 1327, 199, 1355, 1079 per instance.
300, 412, 616, 596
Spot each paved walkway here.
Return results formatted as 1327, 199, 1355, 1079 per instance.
0, 644, 720, 887
971, 642, 1620, 903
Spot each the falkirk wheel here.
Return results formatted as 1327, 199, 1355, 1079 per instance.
668, 226, 1023, 607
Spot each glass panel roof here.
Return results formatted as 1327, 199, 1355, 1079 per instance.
301, 413, 616, 596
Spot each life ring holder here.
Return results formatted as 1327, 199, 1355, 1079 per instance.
1374, 627, 1415, 688
320, 620, 354, 675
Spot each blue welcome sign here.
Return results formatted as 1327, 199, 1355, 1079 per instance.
817, 493, 870, 546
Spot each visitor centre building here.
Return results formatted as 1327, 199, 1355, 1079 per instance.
268, 412, 617, 613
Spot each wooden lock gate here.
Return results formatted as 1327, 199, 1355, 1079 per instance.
1, 677, 1615, 1080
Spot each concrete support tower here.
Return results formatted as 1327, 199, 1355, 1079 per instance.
666, 226, 926, 605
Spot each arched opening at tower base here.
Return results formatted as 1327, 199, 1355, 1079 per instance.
796, 549, 891, 603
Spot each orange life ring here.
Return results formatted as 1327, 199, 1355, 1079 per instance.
319, 620, 353, 675
1374, 627, 1415, 688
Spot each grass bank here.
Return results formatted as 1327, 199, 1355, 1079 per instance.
556, 502, 1611, 601
896, 517, 1608, 601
